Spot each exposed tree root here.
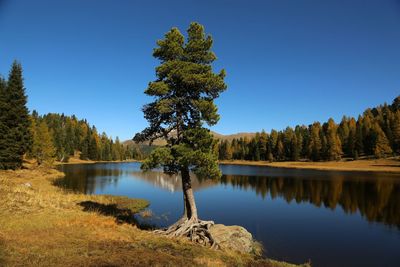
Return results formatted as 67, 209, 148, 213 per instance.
154, 217, 219, 249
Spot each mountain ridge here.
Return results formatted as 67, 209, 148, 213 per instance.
123, 131, 257, 146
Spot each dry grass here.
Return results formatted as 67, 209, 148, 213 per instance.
220, 158, 400, 173
0, 166, 306, 267
55, 154, 140, 165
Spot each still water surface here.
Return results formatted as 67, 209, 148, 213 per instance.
57, 162, 400, 267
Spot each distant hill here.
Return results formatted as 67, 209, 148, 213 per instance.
210, 131, 256, 141
123, 131, 257, 147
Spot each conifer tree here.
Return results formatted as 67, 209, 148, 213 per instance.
88, 127, 99, 160
0, 62, 32, 169
0, 77, 8, 169
338, 116, 350, 153
259, 130, 268, 160
392, 96, 400, 111
268, 130, 278, 161
347, 118, 357, 157
381, 104, 394, 147
391, 111, 400, 153
283, 127, 294, 160
308, 122, 322, 161
113, 137, 123, 161
294, 126, 304, 159
372, 122, 392, 158
291, 134, 300, 161
355, 116, 364, 156
362, 112, 373, 154
134, 22, 226, 245
276, 138, 284, 161
325, 118, 342, 160
80, 129, 90, 160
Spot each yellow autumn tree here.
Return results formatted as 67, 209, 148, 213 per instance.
31, 120, 56, 166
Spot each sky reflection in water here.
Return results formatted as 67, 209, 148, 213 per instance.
57, 162, 400, 267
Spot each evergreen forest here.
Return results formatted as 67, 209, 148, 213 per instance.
0, 61, 141, 169
216, 97, 400, 162
1, 60, 400, 169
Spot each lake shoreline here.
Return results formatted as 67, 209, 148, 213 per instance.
57, 157, 400, 173
55, 158, 141, 165
0, 166, 306, 267
219, 158, 400, 173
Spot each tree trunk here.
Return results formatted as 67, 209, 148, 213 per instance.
154, 166, 217, 248
181, 166, 198, 220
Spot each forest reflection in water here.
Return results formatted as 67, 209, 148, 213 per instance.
218, 174, 400, 229
56, 163, 400, 229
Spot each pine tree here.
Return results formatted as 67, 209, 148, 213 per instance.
372, 122, 392, 158
338, 116, 350, 154
0, 77, 9, 169
392, 96, 400, 111
308, 122, 322, 161
88, 127, 99, 160
276, 138, 284, 161
321, 132, 328, 160
391, 110, 400, 153
259, 130, 268, 160
283, 127, 294, 160
381, 104, 394, 147
134, 22, 226, 243
291, 134, 300, 161
0, 62, 32, 169
250, 134, 260, 161
64, 120, 75, 156
325, 118, 342, 160
294, 125, 304, 159
80, 128, 90, 160
355, 116, 364, 156
268, 130, 278, 161
362, 111, 373, 155
113, 137, 123, 161
300, 125, 310, 158
347, 117, 357, 157
219, 140, 232, 160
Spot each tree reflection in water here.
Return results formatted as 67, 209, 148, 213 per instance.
55, 166, 126, 194
219, 174, 400, 229
56, 164, 400, 229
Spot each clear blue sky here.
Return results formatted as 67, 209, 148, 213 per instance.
1, 0, 399, 140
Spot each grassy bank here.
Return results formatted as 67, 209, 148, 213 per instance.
220, 158, 400, 173
65, 156, 400, 174
55, 156, 141, 165
0, 167, 306, 266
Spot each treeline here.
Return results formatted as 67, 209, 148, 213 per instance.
30, 112, 142, 163
218, 96, 400, 162
0, 61, 141, 169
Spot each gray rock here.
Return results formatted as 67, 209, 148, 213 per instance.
24, 182, 32, 188
209, 224, 259, 254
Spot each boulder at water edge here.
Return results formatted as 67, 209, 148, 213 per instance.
209, 224, 261, 254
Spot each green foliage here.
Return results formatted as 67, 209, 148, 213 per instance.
135, 22, 226, 179
0, 63, 119, 168
217, 95, 400, 162
0, 61, 32, 169
0, 77, 8, 168
31, 113, 142, 162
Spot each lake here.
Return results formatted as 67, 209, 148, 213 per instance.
57, 162, 400, 267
